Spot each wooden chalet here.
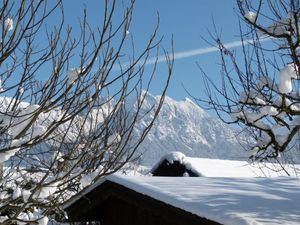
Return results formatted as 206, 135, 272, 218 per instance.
64, 176, 219, 225
63, 175, 300, 225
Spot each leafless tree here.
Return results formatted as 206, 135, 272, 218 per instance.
0, 0, 173, 224
197, 0, 300, 165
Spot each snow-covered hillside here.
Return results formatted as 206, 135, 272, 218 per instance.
134, 94, 249, 166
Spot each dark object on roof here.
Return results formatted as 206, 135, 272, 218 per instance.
150, 152, 202, 177
151, 159, 200, 177
64, 177, 219, 225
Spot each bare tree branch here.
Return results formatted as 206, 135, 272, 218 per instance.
0, 0, 173, 224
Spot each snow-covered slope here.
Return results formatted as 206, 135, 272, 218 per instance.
150, 152, 299, 177
134, 94, 248, 166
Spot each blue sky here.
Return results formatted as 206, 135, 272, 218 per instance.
63, 0, 243, 101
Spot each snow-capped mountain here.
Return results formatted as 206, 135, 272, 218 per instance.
134, 94, 248, 167
0, 94, 250, 168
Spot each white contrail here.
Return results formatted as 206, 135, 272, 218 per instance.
120, 37, 270, 68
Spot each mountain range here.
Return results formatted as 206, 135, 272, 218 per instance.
3, 93, 299, 168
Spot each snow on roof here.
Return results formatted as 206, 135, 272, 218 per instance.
151, 152, 300, 177
66, 175, 300, 225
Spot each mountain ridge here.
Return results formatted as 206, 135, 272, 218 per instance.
134, 93, 248, 166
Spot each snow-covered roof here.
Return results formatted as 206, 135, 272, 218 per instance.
151, 151, 300, 177
65, 174, 300, 225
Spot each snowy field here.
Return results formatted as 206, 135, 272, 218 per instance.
150, 152, 300, 177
